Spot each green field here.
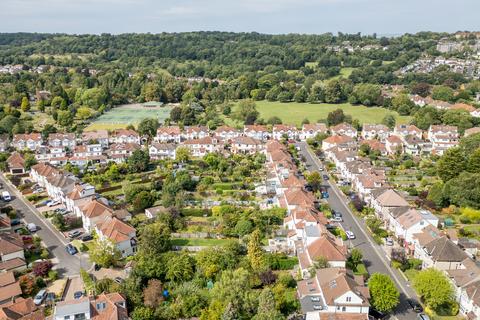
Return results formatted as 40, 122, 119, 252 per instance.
235, 101, 411, 126
331, 67, 356, 80
85, 103, 173, 131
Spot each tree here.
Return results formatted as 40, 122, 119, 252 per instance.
176, 146, 191, 163
138, 221, 171, 255
468, 148, 480, 173
127, 149, 150, 173
56, 110, 74, 127
327, 108, 345, 126
432, 85, 455, 102
391, 94, 416, 115
350, 84, 381, 106
267, 116, 282, 125
443, 172, 480, 209
138, 118, 159, 141
442, 109, 473, 134
76, 107, 93, 120
382, 114, 396, 129
33, 260, 53, 277
247, 229, 266, 270
427, 181, 445, 208
252, 288, 285, 320
411, 82, 431, 97
89, 238, 121, 268
235, 99, 259, 123
348, 248, 363, 271
294, 87, 308, 103
306, 171, 322, 191
19, 275, 36, 296
132, 191, 155, 213
131, 306, 155, 320
170, 106, 182, 122
413, 268, 454, 310
437, 147, 467, 181
368, 273, 400, 312
165, 251, 195, 282
143, 279, 164, 308
21, 96, 30, 112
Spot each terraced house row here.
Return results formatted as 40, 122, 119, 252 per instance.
323, 127, 480, 319
264, 140, 371, 320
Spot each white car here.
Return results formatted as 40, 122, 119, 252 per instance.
2, 191, 11, 202
27, 223, 37, 232
345, 230, 355, 240
47, 200, 60, 207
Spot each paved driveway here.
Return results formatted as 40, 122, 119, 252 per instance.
0, 174, 91, 276
296, 142, 418, 320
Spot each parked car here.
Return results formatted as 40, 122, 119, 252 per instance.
33, 289, 47, 305
369, 308, 388, 320
54, 208, 68, 215
385, 238, 394, 246
417, 314, 430, 320
33, 188, 44, 194
331, 216, 343, 222
345, 230, 356, 239
65, 244, 77, 255
47, 200, 60, 207
27, 223, 37, 232
114, 277, 124, 284
45, 292, 56, 304
73, 291, 84, 299
310, 297, 321, 302
10, 219, 21, 226
312, 305, 323, 310
321, 191, 329, 199
68, 230, 82, 239
81, 234, 93, 242
407, 299, 423, 313
2, 191, 11, 202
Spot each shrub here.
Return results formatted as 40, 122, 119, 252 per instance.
33, 261, 53, 277
48, 270, 58, 281
35, 277, 46, 288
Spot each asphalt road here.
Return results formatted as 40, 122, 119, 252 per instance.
0, 174, 89, 277
296, 142, 419, 320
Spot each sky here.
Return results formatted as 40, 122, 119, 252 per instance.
1, 0, 479, 35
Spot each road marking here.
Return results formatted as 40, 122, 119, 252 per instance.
301, 143, 412, 297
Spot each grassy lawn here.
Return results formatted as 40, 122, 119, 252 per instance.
235, 100, 411, 126
85, 103, 173, 131
331, 67, 356, 79
404, 269, 419, 282
353, 263, 368, 276
305, 62, 318, 68
171, 238, 235, 246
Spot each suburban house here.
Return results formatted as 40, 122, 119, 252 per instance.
322, 136, 355, 151
393, 124, 423, 139
389, 208, 439, 246
369, 188, 409, 221
69, 144, 106, 166
107, 143, 141, 163
299, 123, 328, 141
447, 258, 480, 319
30, 163, 79, 204
385, 135, 403, 154
48, 133, 76, 149
402, 135, 427, 156
79, 198, 114, 231
183, 126, 209, 140
427, 125, 459, 155
0, 134, 10, 152
244, 125, 270, 141
361, 124, 390, 141
231, 136, 264, 154
297, 268, 370, 319
95, 217, 137, 257
12, 133, 43, 151
65, 183, 96, 216
149, 143, 176, 160
359, 139, 387, 155
0, 297, 43, 319
109, 129, 140, 144
182, 136, 221, 157
330, 123, 358, 138
145, 206, 168, 220
0, 272, 22, 305
414, 236, 467, 270
272, 124, 299, 140
0, 233, 26, 272
6, 152, 25, 175
81, 130, 109, 148
154, 126, 182, 143
54, 293, 128, 320
214, 126, 241, 142
34, 145, 68, 165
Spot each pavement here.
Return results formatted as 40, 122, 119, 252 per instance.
0, 174, 91, 277
296, 142, 419, 320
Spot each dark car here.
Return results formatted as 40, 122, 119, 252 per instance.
65, 244, 77, 255
369, 308, 388, 320
45, 292, 56, 305
73, 291, 83, 299
407, 299, 423, 313
322, 174, 329, 180
94, 263, 101, 271
81, 234, 93, 242
10, 219, 21, 226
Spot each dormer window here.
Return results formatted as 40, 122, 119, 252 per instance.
96, 302, 106, 310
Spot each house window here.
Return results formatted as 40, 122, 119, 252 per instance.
64, 317, 70, 320
342, 307, 346, 312
346, 296, 352, 302
74, 314, 86, 320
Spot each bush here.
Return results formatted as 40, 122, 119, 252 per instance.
48, 270, 58, 281
33, 261, 53, 277
40, 249, 49, 260
35, 277, 46, 288
181, 208, 211, 217
267, 254, 298, 270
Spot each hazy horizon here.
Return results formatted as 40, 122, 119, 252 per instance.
1, 0, 479, 35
